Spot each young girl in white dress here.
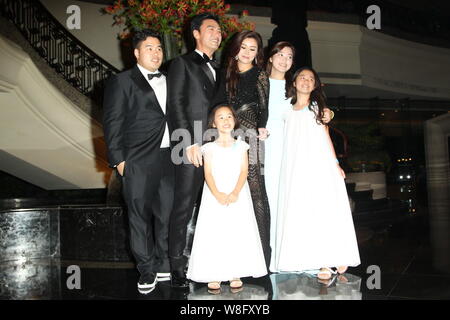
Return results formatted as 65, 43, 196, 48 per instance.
273, 67, 360, 280
186, 105, 267, 293
264, 42, 334, 273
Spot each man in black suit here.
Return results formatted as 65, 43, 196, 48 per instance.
103, 30, 173, 294
167, 13, 222, 288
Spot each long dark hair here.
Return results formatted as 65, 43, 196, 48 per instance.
288, 67, 327, 125
225, 30, 264, 101
265, 41, 296, 99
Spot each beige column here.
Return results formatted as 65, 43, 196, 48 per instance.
425, 112, 450, 272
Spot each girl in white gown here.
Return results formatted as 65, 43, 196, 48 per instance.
273, 67, 360, 280
187, 105, 267, 293
264, 42, 334, 273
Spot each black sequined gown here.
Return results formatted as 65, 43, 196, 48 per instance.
214, 67, 271, 269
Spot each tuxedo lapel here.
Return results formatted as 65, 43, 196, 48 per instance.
190, 51, 215, 87
130, 65, 164, 115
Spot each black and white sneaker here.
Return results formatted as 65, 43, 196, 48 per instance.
156, 272, 171, 282
137, 273, 157, 294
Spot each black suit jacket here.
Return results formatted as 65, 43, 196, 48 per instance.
166, 51, 218, 148
103, 65, 167, 169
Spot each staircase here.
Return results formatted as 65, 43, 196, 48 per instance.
0, 0, 119, 190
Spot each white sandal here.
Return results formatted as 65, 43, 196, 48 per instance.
207, 281, 222, 295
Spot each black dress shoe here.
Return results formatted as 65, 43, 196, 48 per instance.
157, 272, 171, 282
138, 272, 157, 294
171, 269, 189, 288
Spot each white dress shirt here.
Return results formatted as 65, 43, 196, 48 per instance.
137, 63, 170, 148
195, 49, 216, 81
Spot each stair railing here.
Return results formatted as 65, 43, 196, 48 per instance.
0, 0, 120, 100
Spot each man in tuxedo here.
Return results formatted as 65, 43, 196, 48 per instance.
103, 30, 173, 294
167, 13, 222, 288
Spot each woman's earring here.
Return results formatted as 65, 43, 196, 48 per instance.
255, 57, 258, 65
235, 55, 239, 60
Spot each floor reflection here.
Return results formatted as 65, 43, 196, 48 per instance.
271, 273, 362, 300
0, 258, 61, 300
1, 258, 364, 300
3, 210, 450, 300
188, 283, 269, 300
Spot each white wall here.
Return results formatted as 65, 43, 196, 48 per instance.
307, 20, 450, 99
360, 28, 450, 99
41, 0, 125, 70
307, 21, 362, 86
0, 35, 111, 189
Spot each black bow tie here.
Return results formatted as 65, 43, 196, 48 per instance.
148, 72, 162, 80
202, 53, 219, 69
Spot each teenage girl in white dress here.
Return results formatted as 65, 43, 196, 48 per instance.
264, 42, 333, 272
273, 67, 360, 280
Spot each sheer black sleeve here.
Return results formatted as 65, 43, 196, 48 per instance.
256, 69, 269, 128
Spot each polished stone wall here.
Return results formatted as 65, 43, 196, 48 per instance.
60, 207, 131, 261
0, 209, 61, 299
0, 258, 61, 300
0, 206, 132, 263
0, 209, 60, 261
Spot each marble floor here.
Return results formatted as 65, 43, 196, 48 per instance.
2, 208, 449, 300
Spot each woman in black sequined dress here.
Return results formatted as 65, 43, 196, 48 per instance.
214, 30, 271, 269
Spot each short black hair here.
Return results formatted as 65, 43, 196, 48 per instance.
132, 29, 162, 49
190, 13, 220, 34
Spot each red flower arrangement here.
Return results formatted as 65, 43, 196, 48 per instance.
104, 0, 254, 53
